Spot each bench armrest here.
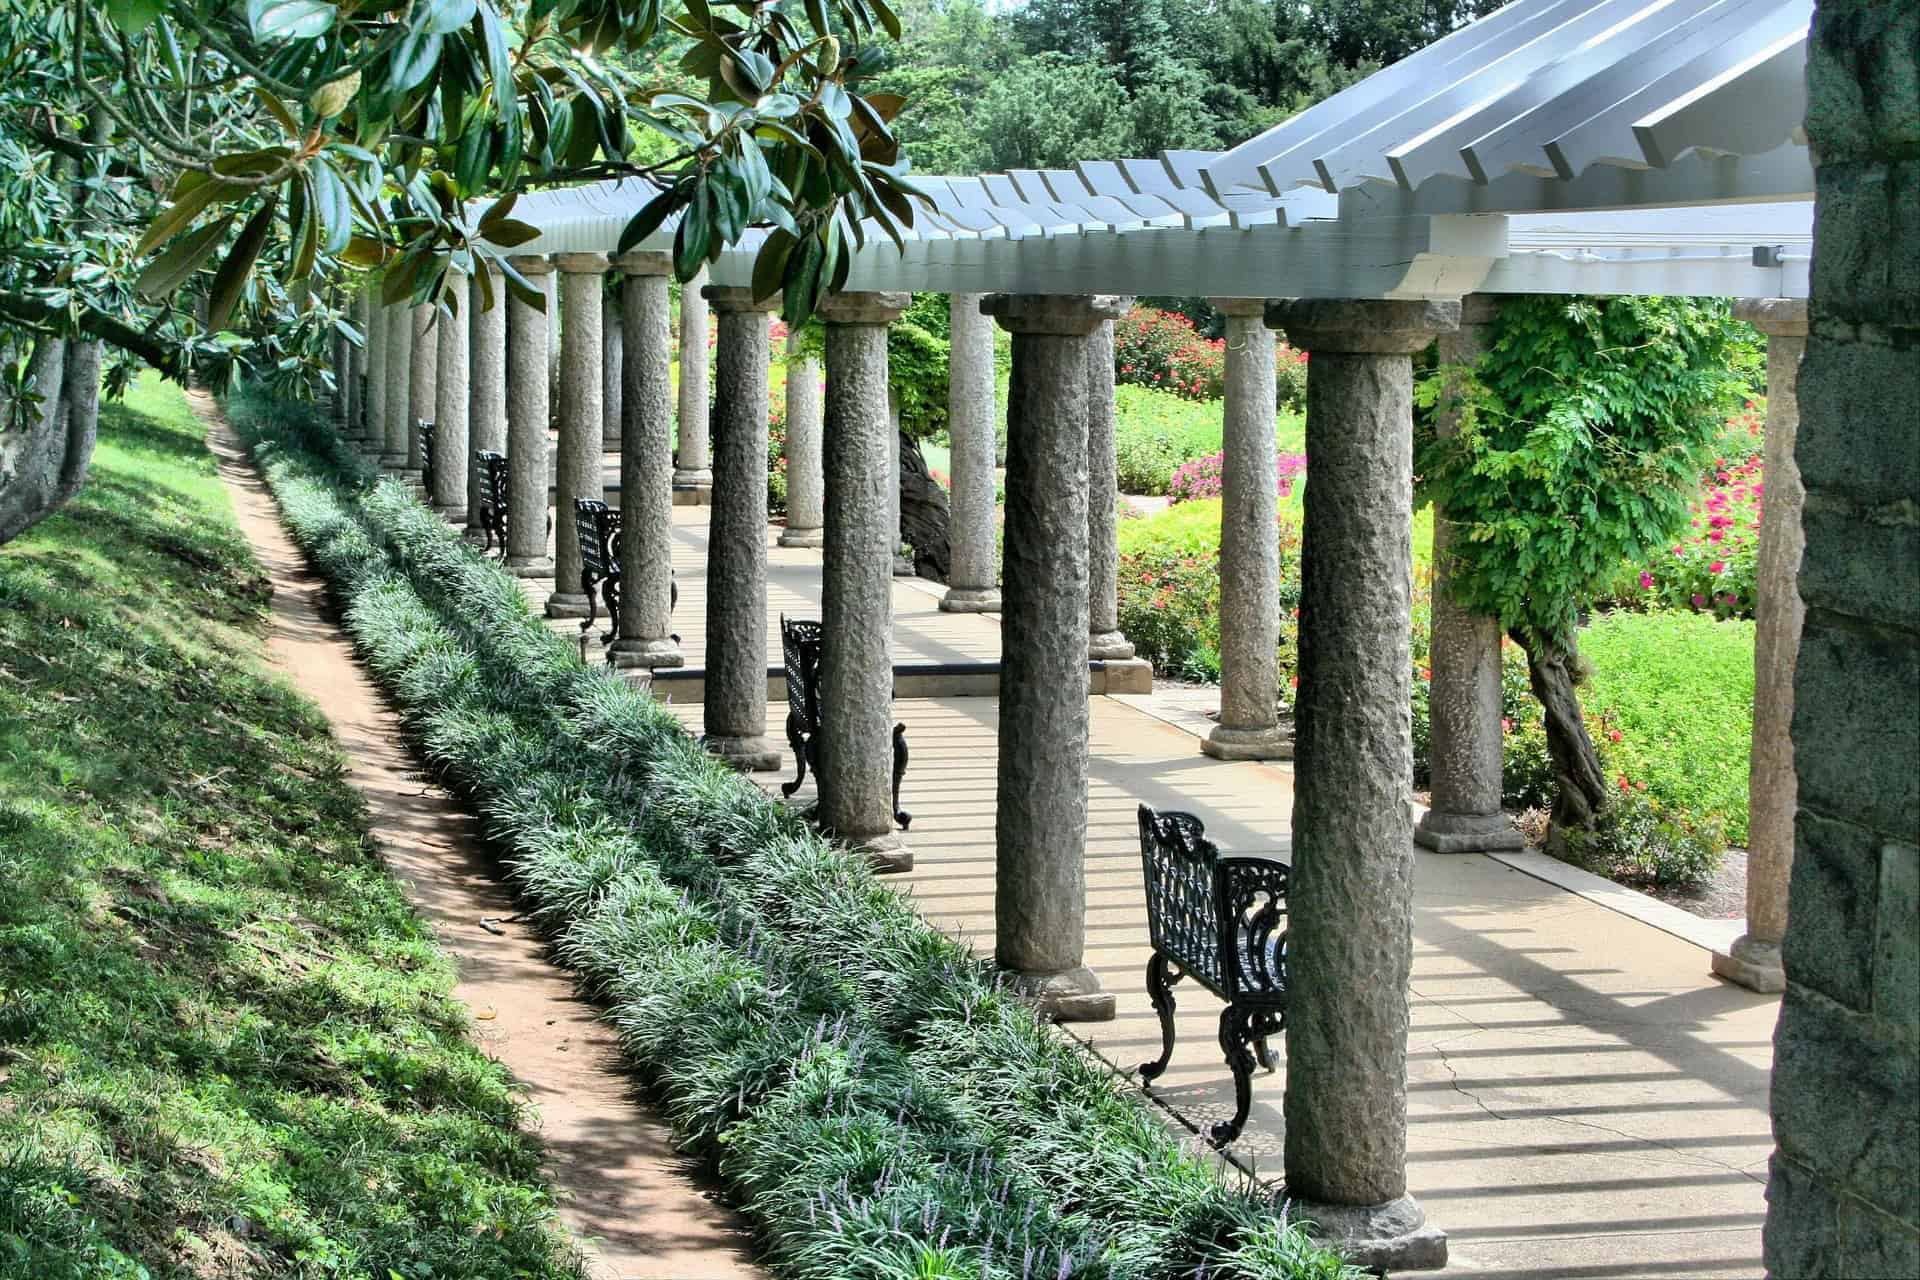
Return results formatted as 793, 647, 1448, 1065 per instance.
1213, 855, 1290, 999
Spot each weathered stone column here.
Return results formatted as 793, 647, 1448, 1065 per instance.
1203, 298, 1290, 761
984, 293, 1126, 1023
331, 319, 351, 431
362, 296, 386, 453
503, 255, 553, 577
602, 288, 624, 452
779, 333, 825, 547
700, 286, 781, 770
430, 271, 470, 521
1086, 315, 1130, 654
351, 292, 372, 441
942, 292, 1001, 612
1713, 299, 1809, 993
406, 303, 435, 482
888, 414, 911, 575
546, 253, 608, 619
1268, 298, 1458, 1272
1415, 295, 1526, 852
466, 266, 508, 537
675, 267, 713, 493
607, 253, 683, 672
381, 302, 412, 471
817, 292, 910, 870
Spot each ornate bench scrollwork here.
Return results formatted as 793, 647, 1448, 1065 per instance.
779, 614, 909, 830
1136, 804, 1289, 1147
418, 418, 437, 499
572, 498, 622, 658
475, 451, 510, 557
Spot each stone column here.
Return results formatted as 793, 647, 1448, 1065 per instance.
779, 333, 825, 547
381, 302, 412, 471
546, 253, 608, 619
983, 293, 1126, 1023
331, 320, 351, 431
366, 301, 387, 457
431, 271, 470, 521
700, 286, 781, 770
467, 266, 508, 537
1713, 299, 1809, 993
817, 292, 911, 870
675, 267, 713, 492
607, 253, 683, 671
1086, 314, 1131, 656
888, 414, 911, 575
1415, 295, 1526, 851
406, 303, 435, 482
1203, 299, 1290, 761
602, 289, 624, 452
1267, 298, 1458, 1272
504, 255, 554, 577
942, 292, 1001, 613
348, 292, 370, 443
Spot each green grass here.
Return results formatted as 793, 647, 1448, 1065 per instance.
1580, 609, 1756, 846
0, 377, 582, 1280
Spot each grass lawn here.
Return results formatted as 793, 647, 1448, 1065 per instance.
0, 377, 581, 1279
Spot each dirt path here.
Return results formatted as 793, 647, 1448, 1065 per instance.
199, 396, 765, 1280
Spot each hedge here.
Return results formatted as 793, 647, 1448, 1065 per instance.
229, 389, 1359, 1280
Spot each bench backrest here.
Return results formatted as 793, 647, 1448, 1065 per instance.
573, 499, 618, 583
476, 452, 508, 510
1137, 804, 1290, 1003
780, 615, 824, 731
418, 418, 436, 494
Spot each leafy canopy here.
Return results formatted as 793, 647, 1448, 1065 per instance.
1415, 296, 1752, 653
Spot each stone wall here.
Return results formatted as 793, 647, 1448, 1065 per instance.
1765, 3, 1920, 1275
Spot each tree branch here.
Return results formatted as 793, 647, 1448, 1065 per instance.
0, 291, 182, 379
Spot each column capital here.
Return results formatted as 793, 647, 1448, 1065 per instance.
1267, 298, 1460, 354
817, 290, 909, 325
1733, 297, 1809, 337
553, 251, 609, 275
506, 253, 554, 277
1459, 293, 1502, 329
1209, 296, 1271, 318
612, 251, 673, 277
702, 285, 780, 313
983, 293, 1127, 337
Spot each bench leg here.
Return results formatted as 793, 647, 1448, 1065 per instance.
1139, 951, 1181, 1082
780, 710, 810, 797
602, 576, 621, 646
891, 723, 911, 830
1213, 1005, 1258, 1147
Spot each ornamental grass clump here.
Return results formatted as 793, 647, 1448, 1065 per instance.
230, 390, 1359, 1280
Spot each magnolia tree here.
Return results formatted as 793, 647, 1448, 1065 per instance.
0, 0, 923, 545
1416, 295, 1752, 844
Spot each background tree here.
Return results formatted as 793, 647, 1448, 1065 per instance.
1415, 295, 1753, 845
1, 0, 920, 547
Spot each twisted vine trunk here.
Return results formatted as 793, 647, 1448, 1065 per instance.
1517, 630, 1610, 849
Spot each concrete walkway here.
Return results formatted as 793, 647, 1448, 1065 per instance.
532, 507, 1781, 1279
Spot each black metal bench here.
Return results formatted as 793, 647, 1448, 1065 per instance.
1136, 804, 1291, 1146
571, 498, 677, 659
418, 418, 436, 499
779, 614, 909, 830
475, 450, 509, 556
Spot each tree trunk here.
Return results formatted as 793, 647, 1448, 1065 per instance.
899, 431, 952, 582
1518, 630, 1610, 848
0, 338, 85, 547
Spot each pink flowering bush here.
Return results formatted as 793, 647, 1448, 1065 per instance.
1166, 450, 1307, 505
1626, 403, 1764, 618
1113, 306, 1226, 401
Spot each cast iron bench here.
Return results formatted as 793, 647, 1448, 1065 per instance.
779, 615, 910, 830
418, 418, 436, 499
475, 451, 509, 557
571, 498, 677, 659
1136, 803, 1291, 1146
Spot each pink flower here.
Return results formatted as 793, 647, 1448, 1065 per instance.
1691, 593, 1707, 607
1708, 530, 1725, 544
1638, 571, 1654, 589
1709, 560, 1726, 574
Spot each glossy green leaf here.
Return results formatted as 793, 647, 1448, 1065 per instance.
247, 0, 337, 40
134, 214, 234, 300
207, 198, 280, 331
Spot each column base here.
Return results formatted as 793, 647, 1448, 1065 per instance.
778, 526, 825, 548
832, 828, 913, 874
673, 467, 713, 488
505, 555, 552, 579
893, 553, 916, 577
1712, 934, 1785, 993
1088, 630, 1136, 661
607, 636, 685, 670
1094, 657, 1154, 695
1202, 723, 1294, 761
940, 586, 1002, 613
1003, 964, 1116, 1023
380, 453, 408, 470
702, 734, 783, 772
545, 591, 593, 620
433, 504, 466, 524
1286, 1192, 1447, 1273
1414, 808, 1526, 853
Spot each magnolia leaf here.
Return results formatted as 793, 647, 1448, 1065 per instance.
246, 0, 337, 40
480, 218, 541, 248
105, 0, 165, 37
206, 198, 280, 332
134, 214, 234, 300
421, 0, 478, 36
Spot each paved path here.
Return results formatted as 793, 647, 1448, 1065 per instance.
612, 507, 1778, 1279
213, 409, 765, 1280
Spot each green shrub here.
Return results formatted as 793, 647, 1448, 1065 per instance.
1113, 305, 1225, 401
1112, 385, 1227, 494
232, 395, 1360, 1280
1579, 609, 1754, 846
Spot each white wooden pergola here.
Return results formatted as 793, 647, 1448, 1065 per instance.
341, 2, 1816, 1270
